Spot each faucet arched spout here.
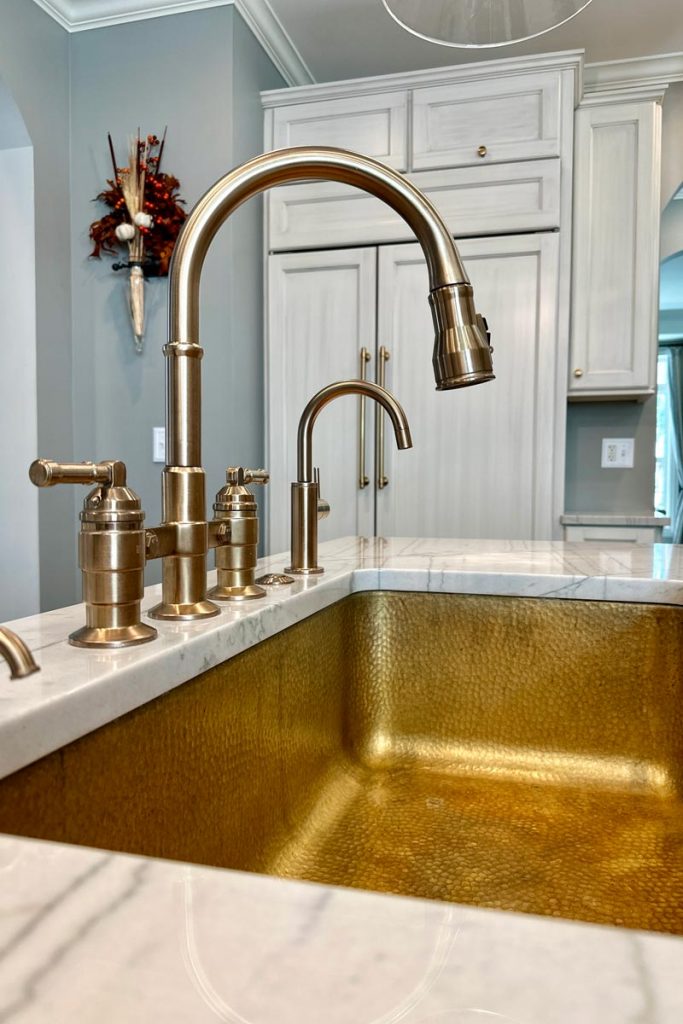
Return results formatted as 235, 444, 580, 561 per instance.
296, 380, 412, 483
165, 146, 493, 467
152, 146, 493, 622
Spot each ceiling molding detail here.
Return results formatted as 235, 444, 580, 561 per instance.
32, 0, 233, 31
585, 51, 683, 95
30, 0, 72, 30
30, 0, 313, 85
234, 0, 314, 86
263, 49, 584, 107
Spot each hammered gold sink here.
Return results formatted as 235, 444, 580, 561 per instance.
2, 592, 683, 934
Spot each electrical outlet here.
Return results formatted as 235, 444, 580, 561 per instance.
153, 427, 166, 463
601, 438, 634, 469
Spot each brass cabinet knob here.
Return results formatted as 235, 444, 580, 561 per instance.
573, 368, 584, 378
477, 145, 488, 158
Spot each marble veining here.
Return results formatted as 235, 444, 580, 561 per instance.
3, 537, 683, 781
3, 538, 683, 1020
0, 833, 682, 1023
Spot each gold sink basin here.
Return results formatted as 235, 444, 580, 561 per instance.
1, 591, 683, 934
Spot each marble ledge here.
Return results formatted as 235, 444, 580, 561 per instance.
3, 536, 683, 782
560, 513, 671, 527
0, 832, 682, 1024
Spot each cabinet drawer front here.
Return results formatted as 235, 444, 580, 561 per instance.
563, 526, 657, 544
272, 91, 408, 170
412, 71, 562, 169
269, 160, 561, 251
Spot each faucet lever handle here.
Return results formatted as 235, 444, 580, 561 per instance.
30, 459, 126, 489
314, 468, 331, 520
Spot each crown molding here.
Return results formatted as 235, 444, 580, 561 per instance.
262, 48, 584, 108
30, 0, 72, 30
584, 51, 683, 98
30, 0, 312, 85
32, 0, 234, 31
234, 0, 313, 86
30, 0, 313, 85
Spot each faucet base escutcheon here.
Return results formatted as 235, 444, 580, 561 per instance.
69, 623, 157, 649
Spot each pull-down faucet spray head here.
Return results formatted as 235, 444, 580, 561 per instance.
430, 284, 493, 390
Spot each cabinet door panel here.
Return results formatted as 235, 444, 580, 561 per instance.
412, 72, 561, 169
268, 160, 561, 251
272, 92, 408, 170
267, 249, 377, 556
377, 235, 560, 540
570, 101, 661, 396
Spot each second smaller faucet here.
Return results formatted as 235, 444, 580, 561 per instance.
287, 380, 413, 575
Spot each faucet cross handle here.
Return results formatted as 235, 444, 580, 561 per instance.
226, 467, 269, 487
28, 457, 156, 650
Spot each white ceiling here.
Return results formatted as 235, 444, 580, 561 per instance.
267, 0, 683, 83
30, 0, 683, 84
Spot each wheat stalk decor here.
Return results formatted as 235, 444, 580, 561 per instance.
89, 129, 186, 354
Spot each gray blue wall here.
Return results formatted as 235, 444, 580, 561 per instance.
564, 400, 657, 515
0, 0, 74, 609
0, 4, 283, 611
69, 6, 285, 587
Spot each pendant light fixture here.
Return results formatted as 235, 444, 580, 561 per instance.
381, 0, 594, 48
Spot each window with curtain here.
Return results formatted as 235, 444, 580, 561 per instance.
655, 350, 675, 539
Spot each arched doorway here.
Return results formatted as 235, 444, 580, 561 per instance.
0, 74, 39, 620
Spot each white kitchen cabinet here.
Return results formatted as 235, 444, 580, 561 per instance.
569, 96, 662, 398
376, 236, 561, 540
263, 52, 579, 551
267, 248, 377, 557
266, 233, 561, 552
412, 70, 563, 169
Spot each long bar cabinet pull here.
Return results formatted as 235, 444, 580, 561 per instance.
376, 345, 390, 489
358, 347, 371, 489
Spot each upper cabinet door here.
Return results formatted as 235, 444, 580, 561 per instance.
271, 91, 408, 170
570, 100, 661, 398
267, 248, 377, 558
412, 70, 562, 170
376, 234, 561, 541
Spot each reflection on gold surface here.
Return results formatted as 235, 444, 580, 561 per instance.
1, 592, 683, 934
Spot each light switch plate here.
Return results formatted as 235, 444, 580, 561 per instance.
601, 438, 634, 469
153, 427, 166, 463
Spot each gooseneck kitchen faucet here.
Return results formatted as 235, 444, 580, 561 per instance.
29, 147, 493, 646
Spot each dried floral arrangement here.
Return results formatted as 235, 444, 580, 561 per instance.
89, 130, 186, 352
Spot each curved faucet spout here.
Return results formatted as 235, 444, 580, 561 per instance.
0, 627, 39, 679
153, 145, 493, 620
166, 146, 493, 467
288, 380, 412, 576
297, 380, 413, 483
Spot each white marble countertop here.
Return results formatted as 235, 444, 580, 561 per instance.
0, 832, 682, 1024
560, 513, 670, 527
3, 536, 683, 782
3, 536, 683, 1022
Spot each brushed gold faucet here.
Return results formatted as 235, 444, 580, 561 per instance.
286, 380, 413, 575
29, 146, 493, 646
151, 146, 492, 621
0, 627, 39, 678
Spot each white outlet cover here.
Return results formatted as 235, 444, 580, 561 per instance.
153, 426, 166, 464
601, 438, 634, 469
